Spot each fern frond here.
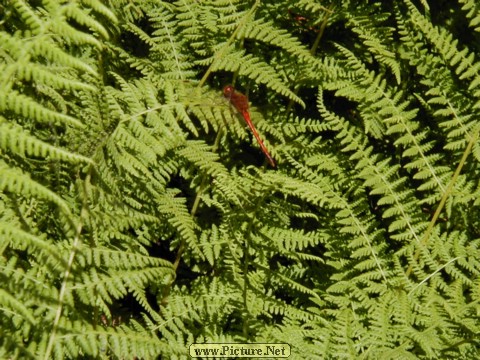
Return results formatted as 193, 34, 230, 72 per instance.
0, 120, 93, 164
348, 13, 402, 84
408, 0, 480, 100
2, 0, 480, 358
240, 18, 313, 61
0, 91, 83, 128
460, 0, 480, 32
211, 47, 305, 106
0, 160, 72, 217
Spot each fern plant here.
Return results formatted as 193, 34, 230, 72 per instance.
1, 0, 480, 359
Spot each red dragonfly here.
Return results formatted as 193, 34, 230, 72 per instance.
223, 85, 276, 167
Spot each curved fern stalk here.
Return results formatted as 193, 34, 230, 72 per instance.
404, 0, 480, 161
43, 172, 90, 360
407, 256, 461, 296
397, 1, 480, 277
406, 125, 480, 279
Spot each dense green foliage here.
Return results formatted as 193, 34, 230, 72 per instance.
1, 0, 480, 358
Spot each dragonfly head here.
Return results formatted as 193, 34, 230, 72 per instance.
223, 84, 234, 98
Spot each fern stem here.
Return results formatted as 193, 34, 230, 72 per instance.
408, 256, 460, 296
161, 129, 224, 305
405, 126, 479, 279
285, 6, 333, 116
44, 172, 90, 360
242, 230, 250, 339
310, 7, 333, 57
241, 189, 271, 339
